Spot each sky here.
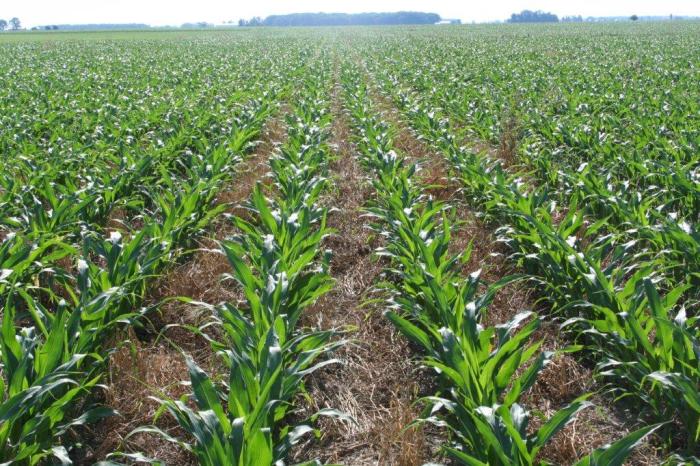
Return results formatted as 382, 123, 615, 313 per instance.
2, 0, 699, 28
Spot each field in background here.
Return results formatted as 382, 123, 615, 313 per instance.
1, 22, 699, 465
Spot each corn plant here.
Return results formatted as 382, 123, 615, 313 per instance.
0, 300, 113, 465
339, 65, 652, 466
136, 72, 347, 465
372, 58, 700, 459
1, 75, 280, 464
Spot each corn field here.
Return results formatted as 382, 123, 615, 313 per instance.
0, 22, 698, 466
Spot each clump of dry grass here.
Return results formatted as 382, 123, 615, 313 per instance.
375, 399, 428, 466
497, 111, 520, 168
290, 77, 431, 465
76, 333, 196, 465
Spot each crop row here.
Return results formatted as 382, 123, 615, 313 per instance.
367, 53, 699, 301
370, 64, 699, 462
105, 55, 347, 465
339, 63, 657, 465
0, 40, 296, 465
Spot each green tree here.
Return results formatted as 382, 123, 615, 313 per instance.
9, 17, 21, 30
0, 19, 7, 31
508, 10, 559, 23
630, 14, 639, 21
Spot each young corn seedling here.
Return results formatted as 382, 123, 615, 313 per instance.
383, 78, 699, 459
339, 67, 646, 466
134, 81, 346, 465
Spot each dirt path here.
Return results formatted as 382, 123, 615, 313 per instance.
291, 67, 429, 466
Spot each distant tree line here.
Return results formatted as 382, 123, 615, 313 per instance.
0, 17, 21, 31
239, 12, 441, 27
561, 15, 584, 23
29, 23, 150, 31
508, 10, 559, 23
181, 22, 214, 29
239, 17, 263, 27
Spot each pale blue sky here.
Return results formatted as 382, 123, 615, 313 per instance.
2, 0, 698, 27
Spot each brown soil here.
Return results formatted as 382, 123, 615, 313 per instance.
291, 72, 432, 466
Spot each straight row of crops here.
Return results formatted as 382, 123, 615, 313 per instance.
340, 60, 664, 465
1, 23, 699, 465
107, 51, 349, 466
356, 24, 699, 464
0, 39, 308, 464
